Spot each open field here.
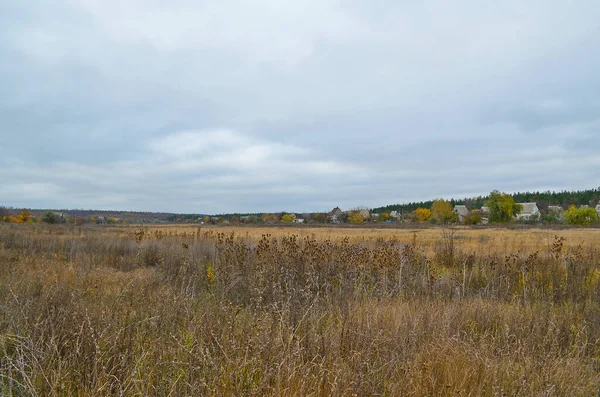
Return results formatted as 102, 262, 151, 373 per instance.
1, 224, 600, 395
152, 224, 600, 249
90, 223, 600, 252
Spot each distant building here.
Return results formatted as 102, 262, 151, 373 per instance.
453, 205, 469, 222
327, 207, 344, 223
516, 203, 540, 220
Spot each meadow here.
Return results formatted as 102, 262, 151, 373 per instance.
1, 223, 600, 396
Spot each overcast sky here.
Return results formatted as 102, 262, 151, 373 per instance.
1, 1, 599, 213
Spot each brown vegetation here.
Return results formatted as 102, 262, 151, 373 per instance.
1, 224, 600, 395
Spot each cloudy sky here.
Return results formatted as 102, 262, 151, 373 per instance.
1, 1, 599, 213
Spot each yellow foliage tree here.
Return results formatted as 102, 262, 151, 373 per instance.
18, 210, 32, 223
414, 208, 432, 223
348, 211, 364, 224
281, 214, 293, 222
431, 200, 457, 224
463, 210, 483, 225
564, 205, 598, 226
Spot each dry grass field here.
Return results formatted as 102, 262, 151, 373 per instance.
1, 223, 600, 396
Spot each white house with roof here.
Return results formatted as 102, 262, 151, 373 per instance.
390, 210, 406, 221
453, 205, 469, 222
516, 203, 540, 220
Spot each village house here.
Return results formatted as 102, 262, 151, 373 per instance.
516, 203, 540, 220
453, 205, 469, 222
327, 207, 344, 224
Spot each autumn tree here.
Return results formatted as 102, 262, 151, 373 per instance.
281, 214, 293, 222
347, 211, 364, 224
564, 205, 598, 226
430, 199, 457, 224
414, 207, 432, 223
485, 190, 522, 223
463, 210, 483, 225
18, 210, 32, 223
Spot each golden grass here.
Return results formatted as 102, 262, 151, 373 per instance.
108, 223, 600, 256
1, 223, 600, 396
111, 222, 599, 243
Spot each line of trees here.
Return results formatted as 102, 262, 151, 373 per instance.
408, 191, 599, 226
373, 188, 600, 214
2, 187, 598, 227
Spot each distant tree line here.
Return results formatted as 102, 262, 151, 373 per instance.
372, 188, 600, 214
2, 187, 598, 226
406, 190, 599, 226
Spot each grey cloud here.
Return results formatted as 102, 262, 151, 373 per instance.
1, 1, 599, 212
